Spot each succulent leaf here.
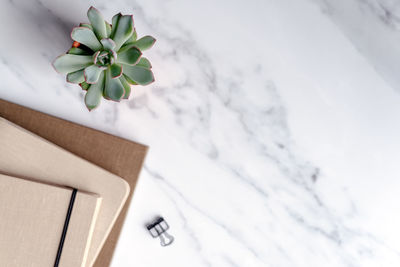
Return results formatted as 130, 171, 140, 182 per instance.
68, 47, 90, 55
100, 38, 116, 50
117, 45, 141, 65
124, 28, 137, 45
130, 35, 156, 51
80, 81, 90, 90
71, 27, 102, 51
67, 69, 85, 83
132, 29, 137, 41
122, 64, 154, 85
111, 15, 134, 51
136, 57, 152, 69
104, 68, 125, 101
123, 74, 137, 85
93, 51, 101, 64
94, 50, 116, 66
110, 63, 123, 78
85, 71, 105, 110
87, 6, 107, 40
105, 22, 112, 37
53, 54, 93, 74
110, 13, 122, 39
54, 7, 155, 110
79, 23, 93, 30
84, 64, 106, 84
119, 75, 131, 99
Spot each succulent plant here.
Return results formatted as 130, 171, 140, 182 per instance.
53, 6, 156, 110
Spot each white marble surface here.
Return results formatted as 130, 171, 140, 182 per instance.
1, 0, 400, 266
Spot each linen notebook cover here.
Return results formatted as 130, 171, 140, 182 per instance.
0, 173, 102, 267
0, 99, 148, 267
0, 117, 130, 266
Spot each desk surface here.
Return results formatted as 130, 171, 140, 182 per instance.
1, 0, 400, 266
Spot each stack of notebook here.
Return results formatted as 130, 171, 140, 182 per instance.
0, 99, 148, 267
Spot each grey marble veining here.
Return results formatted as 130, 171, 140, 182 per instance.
1, 0, 400, 266
311, 0, 400, 94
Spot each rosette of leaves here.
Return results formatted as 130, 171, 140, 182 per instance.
53, 6, 156, 110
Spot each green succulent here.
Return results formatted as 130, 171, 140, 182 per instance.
53, 6, 156, 110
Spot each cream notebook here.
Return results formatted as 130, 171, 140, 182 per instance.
0, 118, 130, 266
0, 173, 102, 267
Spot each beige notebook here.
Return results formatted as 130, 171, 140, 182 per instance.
0, 173, 101, 267
0, 117, 130, 266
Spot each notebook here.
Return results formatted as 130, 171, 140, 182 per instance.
0, 117, 129, 266
0, 99, 148, 267
0, 173, 102, 267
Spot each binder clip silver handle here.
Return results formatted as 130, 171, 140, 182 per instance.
158, 231, 174, 246
147, 217, 174, 247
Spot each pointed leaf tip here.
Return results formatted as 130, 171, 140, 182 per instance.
88, 6, 107, 40
110, 13, 122, 39
131, 35, 156, 51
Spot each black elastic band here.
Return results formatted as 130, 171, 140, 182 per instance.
54, 188, 77, 267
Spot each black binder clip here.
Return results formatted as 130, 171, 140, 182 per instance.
147, 217, 174, 246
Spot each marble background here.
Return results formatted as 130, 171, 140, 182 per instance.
1, 0, 400, 266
